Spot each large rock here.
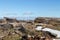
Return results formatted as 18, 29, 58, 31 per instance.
14, 24, 26, 33
0, 24, 13, 30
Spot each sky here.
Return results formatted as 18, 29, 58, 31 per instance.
0, 0, 60, 18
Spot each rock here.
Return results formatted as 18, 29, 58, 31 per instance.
0, 24, 13, 30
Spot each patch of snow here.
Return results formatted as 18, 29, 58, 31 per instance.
28, 35, 31, 37
35, 26, 43, 30
42, 28, 60, 38
35, 26, 60, 38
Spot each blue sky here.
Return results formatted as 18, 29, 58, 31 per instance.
0, 0, 60, 18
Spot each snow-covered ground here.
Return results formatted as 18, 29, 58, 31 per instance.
35, 26, 43, 30
35, 26, 60, 38
42, 28, 60, 38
